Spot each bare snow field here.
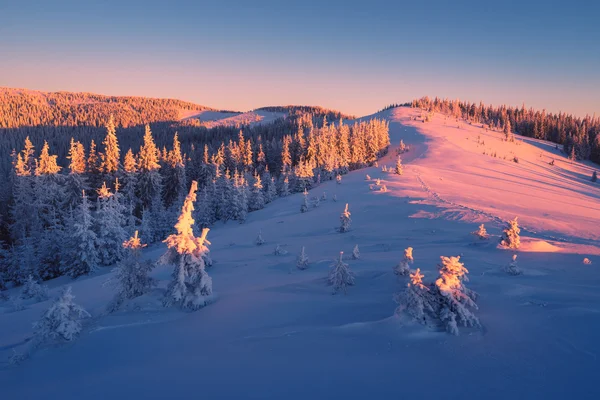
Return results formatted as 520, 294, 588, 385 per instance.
1, 107, 599, 400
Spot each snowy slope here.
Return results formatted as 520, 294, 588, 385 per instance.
182, 109, 286, 128
1, 107, 599, 400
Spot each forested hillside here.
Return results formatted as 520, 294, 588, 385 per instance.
411, 96, 600, 163
0, 88, 215, 128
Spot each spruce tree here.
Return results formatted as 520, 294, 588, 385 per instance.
96, 182, 127, 266
62, 191, 100, 278
107, 231, 155, 312
161, 181, 213, 310
100, 114, 120, 175
33, 286, 90, 342
339, 203, 351, 233
500, 217, 521, 249
296, 246, 309, 270
328, 251, 355, 294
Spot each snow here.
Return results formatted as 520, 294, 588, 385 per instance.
182, 109, 286, 128
1, 107, 600, 399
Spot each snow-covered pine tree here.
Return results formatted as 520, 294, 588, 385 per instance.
33, 286, 90, 342
255, 230, 265, 246
161, 181, 213, 310
96, 182, 127, 266
320, 191, 327, 201
394, 268, 436, 325
312, 195, 320, 208
100, 115, 120, 175
273, 244, 288, 255
339, 203, 352, 233
328, 251, 355, 294
352, 244, 360, 260
20, 275, 49, 302
249, 174, 266, 211
266, 177, 277, 203
500, 217, 521, 249
395, 156, 404, 175
472, 224, 489, 240
395, 247, 413, 275
332, 194, 337, 202
296, 246, 309, 270
434, 256, 479, 335
504, 254, 522, 275
62, 190, 100, 278
300, 188, 309, 213
336, 174, 342, 184
279, 175, 290, 197
107, 231, 155, 312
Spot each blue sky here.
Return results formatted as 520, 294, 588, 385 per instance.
1, 0, 598, 116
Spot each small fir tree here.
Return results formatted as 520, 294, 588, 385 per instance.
300, 188, 309, 213
328, 251, 355, 294
395, 247, 413, 276
33, 286, 90, 342
296, 247, 309, 270
394, 268, 436, 325
255, 230, 265, 246
472, 224, 489, 240
434, 256, 479, 335
395, 156, 404, 175
20, 275, 49, 302
339, 203, 352, 233
504, 254, 522, 275
500, 217, 521, 249
352, 244, 360, 260
107, 231, 155, 312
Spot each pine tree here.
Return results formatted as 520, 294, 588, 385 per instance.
255, 230, 265, 246
500, 217, 521, 249
434, 256, 479, 335
300, 188, 309, 213
279, 175, 290, 197
100, 114, 120, 174
339, 203, 351, 233
504, 254, 522, 275
163, 133, 187, 209
62, 191, 100, 278
352, 244, 360, 260
336, 174, 342, 184
96, 182, 127, 266
592, 171, 598, 182
161, 181, 213, 310
107, 231, 155, 312
20, 275, 49, 302
395, 247, 413, 275
35, 141, 62, 175
394, 268, 436, 325
33, 286, 90, 342
249, 174, 265, 211
137, 125, 163, 212
265, 177, 277, 203
328, 251, 355, 294
296, 246, 309, 270
67, 138, 86, 174
472, 224, 489, 240
273, 244, 288, 255
395, 156, 404, 175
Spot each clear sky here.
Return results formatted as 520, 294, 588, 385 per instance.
1, 0, 598, 117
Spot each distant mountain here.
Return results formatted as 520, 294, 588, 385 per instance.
0, 88, 221, 129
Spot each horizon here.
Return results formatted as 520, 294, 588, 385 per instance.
1, 0, 599, 118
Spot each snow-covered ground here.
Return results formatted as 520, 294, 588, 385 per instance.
182, 109, 286, 128
1, 107, 599, 399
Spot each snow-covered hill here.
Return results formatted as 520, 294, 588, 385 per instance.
182, 109, 286, 128
1, 107, 599, 399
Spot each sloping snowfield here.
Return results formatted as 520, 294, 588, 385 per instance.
182, 109, 286, 128
1, 107, 599, 399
